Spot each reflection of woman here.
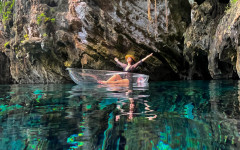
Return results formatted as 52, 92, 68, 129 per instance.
98, 53, 153, 84
115, 90, 135, 121
115, 89, 157, 121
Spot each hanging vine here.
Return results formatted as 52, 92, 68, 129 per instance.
154, 0, 157, 37
147, 0, 152, 21
165, 0, 168, 33
147, 0, 168, 36
147, 0, 152, 33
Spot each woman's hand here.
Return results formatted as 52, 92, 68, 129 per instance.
147, 53, 153, 58
114, 57, 119, 62
142, 53, 153, 62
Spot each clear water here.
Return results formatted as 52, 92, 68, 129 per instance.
0, 80, 240, 150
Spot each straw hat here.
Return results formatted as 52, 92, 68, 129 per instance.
125, 55, 136, 61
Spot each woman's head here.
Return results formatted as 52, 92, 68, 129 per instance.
125, 55, 136, 65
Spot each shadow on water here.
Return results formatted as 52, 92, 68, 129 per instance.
1, 81, 240, 149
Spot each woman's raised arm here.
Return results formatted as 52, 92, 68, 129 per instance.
114, 57, 127, 68
141, 53, 153, 62
132, 53, 153, 69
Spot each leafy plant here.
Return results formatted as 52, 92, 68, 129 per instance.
37, 13, 55, 25
20, 34, 29, 43
4, 41, 9, 48
43, 33, 48, 37
225, 0, 238, 13
0, 0, 15, 24
37, 13, 46, 25
64, 61, 72, 67
231, 0, 238, 5
24, 34, 29, 40
50, 18, 55, 23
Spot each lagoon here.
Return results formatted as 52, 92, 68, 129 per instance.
0, 80, 240, 149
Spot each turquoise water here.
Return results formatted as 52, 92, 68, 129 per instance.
0, 80, 240, 150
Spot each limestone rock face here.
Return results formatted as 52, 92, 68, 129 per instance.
209, 1, 240, 79
184, 0, 225, 79
0, 0, 191, 83
2, 0, 240, 83
184, 0, 240, 79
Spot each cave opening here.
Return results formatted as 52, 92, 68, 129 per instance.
195, 0, 230, 5
195, 0, 205, 5
47, 1, 58, 7
193, 49, 212, 79
219, 0, 230, 4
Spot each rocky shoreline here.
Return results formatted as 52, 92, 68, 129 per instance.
0, 0, 239, 83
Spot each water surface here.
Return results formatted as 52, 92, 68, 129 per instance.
0, 80, 240, 150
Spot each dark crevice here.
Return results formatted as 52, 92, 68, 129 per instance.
47, 1, 58, 7
9, 20, 13, 28
57, 41, 66, 47
0, 52, 12, 84
40, 0, 58, 7
59, 51, 68, 61
169, 0, 191, 27
195, 0, 205, 5
218, 61, 235, 78
219, 0, 230, 4
193, 50, 212, 79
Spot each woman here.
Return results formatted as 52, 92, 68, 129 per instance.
98, 53, 153, 84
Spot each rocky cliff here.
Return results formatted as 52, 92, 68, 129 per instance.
0, 0, 239, 83
184, 0, 240, 79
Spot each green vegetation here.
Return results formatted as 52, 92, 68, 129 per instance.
24, 34, 29, 40
225, 0, 238, 13
4, 41, 9, 48
0, 0, 15, 24
43, 33, 48, 37
14, 47, 20, 54
50, 18, 55, 22
37, 13, 46, 25
37, 13, 55, 25
231, 0, 238, 5
20, 34, 29, 43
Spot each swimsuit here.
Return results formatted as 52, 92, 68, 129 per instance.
116, 60, 142, 72
116, 60, 143, 83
